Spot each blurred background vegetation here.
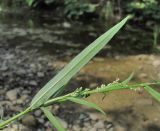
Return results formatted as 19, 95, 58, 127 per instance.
0, 0, 160, 21
0, 0, 159, 53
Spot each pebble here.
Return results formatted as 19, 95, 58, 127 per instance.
37, 72, 44, 77
89, 127, 97, 131
94, 121, 105, 128
152, 60, 160, 67
88, 113, 99, 120
34, 110, 42, 117
6, 89, 18, 101
10, 106, 22, 112
22, 115, 37, 127
114, 125, 126, 131
3, 124, 30, 131
38, 118, 45, 124
138, 73, 147, 79
62, 22, 71, 28
29, 80, 38, 86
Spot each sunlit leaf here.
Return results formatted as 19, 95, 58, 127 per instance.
41, 107, 65, 131
67, 97, 106, 115
30, 16, 131, 109
144, 85, 160, 102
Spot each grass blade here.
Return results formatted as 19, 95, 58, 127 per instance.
30, 16, 131, 109
144, 85, 160, 102
122, 72, 134, 84
67, 97, 106, 115
41, 107, 65, 131
26, 0, 34, 6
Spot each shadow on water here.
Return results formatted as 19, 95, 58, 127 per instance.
0, 10, 155, 58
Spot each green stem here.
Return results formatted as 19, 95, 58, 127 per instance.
43, 93, 73, 106
0, 107, 31, 129
0, 82, 156, 129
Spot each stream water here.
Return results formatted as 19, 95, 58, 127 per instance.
0, 10, 160, 131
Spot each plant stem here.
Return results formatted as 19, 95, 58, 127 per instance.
43, 93, 74, 106
0, 107, 31, 129
0, 82, 157, 129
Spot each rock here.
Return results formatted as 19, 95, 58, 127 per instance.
0, 89, 6, 95
44, 121, 50, 127
158, 73, 160, 79
22, 115, 37, 127
37, 72, 44, 77
152, 60, 160, 67
139, 73, 147, 79
10, 106, 22, 112
94, 121, 104, 128
3, 124, 30, 131
20, 95, 29, 101
17, 69, 26, 74
62, 22, 71, 28
88, 113, 98, 120
29, 80, 38, 86
38, 118, 45, 124
89, 127, 97, 131
6, 89, 18, 101
114, 125, 126, 131
90, 83, 98, 88
51, 105, 60, 114
79, 113, 87, 120
0, 101, 12, 106
45, 128, 52, 131
34, 110, 42, 117
72, 125, 81, 131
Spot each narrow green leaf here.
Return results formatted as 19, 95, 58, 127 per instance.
41, 107, 65, 131
30, 16, 131, 109
67, 97, 106, 115
26, 0, 34, 6
96, 83, 130, 93
144, 85, 160, 102
122, 72, 134, 84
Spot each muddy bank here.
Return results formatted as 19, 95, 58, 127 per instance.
81, 55, 160, 131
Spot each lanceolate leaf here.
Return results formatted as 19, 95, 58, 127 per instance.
30, 16, 131, 109
41, 107, 65, 131
144, 85, 160, 102
67, 97, 106, 115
